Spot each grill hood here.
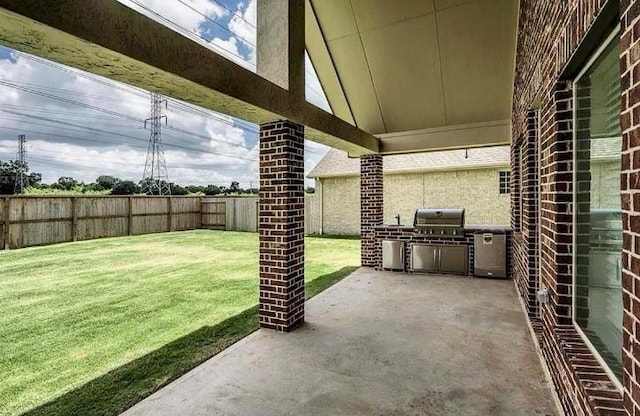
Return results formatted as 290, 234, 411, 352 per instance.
413, 208, 465, 228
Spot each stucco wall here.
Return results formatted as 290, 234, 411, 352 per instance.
317, 167, 510, 235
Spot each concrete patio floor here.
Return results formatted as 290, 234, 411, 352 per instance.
122, 268, 559, 416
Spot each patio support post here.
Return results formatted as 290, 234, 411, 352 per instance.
255, 0, 306, 332
360, 155, 383, 267
258, 120, 305, 332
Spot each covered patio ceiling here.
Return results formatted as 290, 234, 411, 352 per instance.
307, 0, 519, 153
0, 0, 519, 156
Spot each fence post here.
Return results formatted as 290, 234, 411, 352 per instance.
128, 196, 133, 236
71, 197, 78, 242
167, 196, 173, 232
3, 197, 9, 250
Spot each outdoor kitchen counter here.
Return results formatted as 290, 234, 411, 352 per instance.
374, 225, 513, 277
464, 224, 513, 232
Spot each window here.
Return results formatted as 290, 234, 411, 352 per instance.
499, 171, 510, 194
573, 29, 622, 384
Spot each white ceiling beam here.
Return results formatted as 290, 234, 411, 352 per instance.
378, 120, 511, 155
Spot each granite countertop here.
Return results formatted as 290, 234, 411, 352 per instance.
375, 224, 512, 232
375, 224, 414, 230
464, 224, 512, 232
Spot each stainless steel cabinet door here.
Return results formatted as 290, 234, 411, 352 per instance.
382, 240, 404, 270
411, 244, 438, 272
438, 245, 468, 275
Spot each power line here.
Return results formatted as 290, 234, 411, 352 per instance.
175, 0, 255, 47
126, 0, 254, 67
208, 0, 256, 29
11, 51, 152, 99
0, 79, 148, 104
0, 115, 261, 162
0, 81, 257, 149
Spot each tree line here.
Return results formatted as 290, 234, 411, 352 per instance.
0, 160, 315, 195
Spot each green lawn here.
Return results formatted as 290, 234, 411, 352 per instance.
0, 230, 360, 416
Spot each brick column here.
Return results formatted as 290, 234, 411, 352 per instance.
621, 3, 640, 414
360, 154, 383, 267
258, 120, 305, 332
539, 81, 574, 329
513, 110, 541, 318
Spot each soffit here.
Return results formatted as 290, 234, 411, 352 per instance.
309, 0, 518, 143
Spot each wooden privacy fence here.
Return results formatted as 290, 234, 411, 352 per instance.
0, 195, 322, 250
0, 196, 201, 250
201, 195, 321, 235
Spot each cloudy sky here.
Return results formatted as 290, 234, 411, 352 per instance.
0, 0, 331, 188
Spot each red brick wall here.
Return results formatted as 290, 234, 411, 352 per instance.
513, 0, 632, 414
361, 155, 383, 267
620, 1, 640, 414
258, 120, 305, 332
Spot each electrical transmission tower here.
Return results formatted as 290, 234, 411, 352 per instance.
14, 134, 28, 194
141, 92, 171, 195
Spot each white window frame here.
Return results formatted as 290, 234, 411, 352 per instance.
499, 171, 510, 194
571, 26, 623, 391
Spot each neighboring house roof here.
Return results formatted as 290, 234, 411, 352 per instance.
308, 146, 511, 178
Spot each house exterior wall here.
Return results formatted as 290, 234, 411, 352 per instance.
407, 168, 511, 226
318, 176, 361, 235
512, 1, 639, 415
317, 167, 510, 235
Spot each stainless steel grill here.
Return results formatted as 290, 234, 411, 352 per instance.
413, 208, 465, 238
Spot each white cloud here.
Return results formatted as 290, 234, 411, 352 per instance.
117, 0, 227, 35
229, 0, 257, 57
0, 137, 256, 186
209, 37, 255, 70
208, 0, 256, 68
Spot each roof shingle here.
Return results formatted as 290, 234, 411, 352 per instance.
308, 146, 511, 178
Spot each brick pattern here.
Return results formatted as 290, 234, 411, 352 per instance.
318, 168, 510, 236
539, 82, 575, 329
374, 225, 513, 277
513, 1, 627, 414
543, 326, 626, 415
258, 120, 305, 332
620, 1, 640, 414
514, 110, 542, 317
361, 155, 383, 267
